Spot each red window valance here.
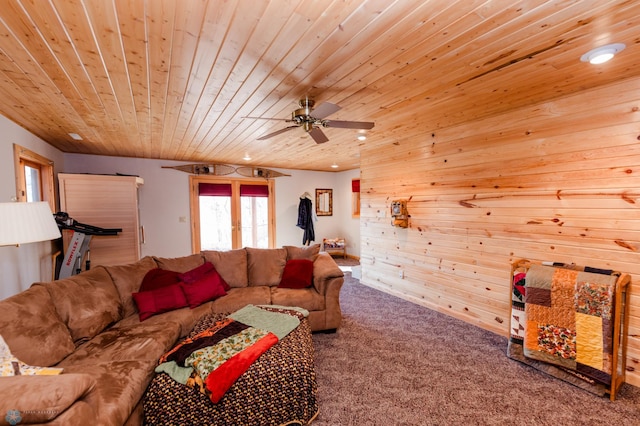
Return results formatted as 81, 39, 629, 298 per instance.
199, 183, 231, 196
240, 184, 269, 197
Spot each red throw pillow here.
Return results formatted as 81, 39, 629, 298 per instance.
179, 262, 230, 291
278, 259, 314, 289
180, 270, 228, 308
178, 262, 214, 283
139, 268, 181, 292
132, 284, 188, 321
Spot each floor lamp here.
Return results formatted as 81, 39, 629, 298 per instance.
0, 201, 61, 295
0, 201, 61, 247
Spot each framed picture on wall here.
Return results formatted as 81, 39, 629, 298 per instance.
316, 188, 333, 216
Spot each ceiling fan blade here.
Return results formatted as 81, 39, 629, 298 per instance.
308, 127, 329, 144
243, 116, 289, 121
256, 125, 298, 140
310, 102, 341, 119
323, 119, 375, 130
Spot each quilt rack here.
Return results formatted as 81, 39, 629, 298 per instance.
508, 259, 631, 401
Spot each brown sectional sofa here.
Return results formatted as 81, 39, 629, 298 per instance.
0, 246, 344, 426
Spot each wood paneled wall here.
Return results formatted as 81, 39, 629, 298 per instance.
359, 76, 640, 386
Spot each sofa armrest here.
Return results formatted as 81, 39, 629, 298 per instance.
312, 253, 344, 295
0, 374, 97, 425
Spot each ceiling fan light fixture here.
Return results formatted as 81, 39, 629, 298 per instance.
303, 121, 314, 132
580, 43, 625, 64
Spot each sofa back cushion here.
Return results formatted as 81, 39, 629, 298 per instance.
0, 285, 75, 366
153, 253, 204, 273
202, 249, 248, 288
284, 244, 321, 261
246, 247, 287, 286
38, 266, 122, 345
104, 256, 157, 318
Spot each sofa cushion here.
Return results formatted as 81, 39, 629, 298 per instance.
180, 261, 230, 291
202, 249, 248, 288
59, 320, 182, 366
279, 259, 314, 289
57, 319, 184, 426
153, 254, 204, 273
132, 284, 188, 321
139, 268, 182, 292
1, 335, 63, 376
58, 359, 158, 426
104, 256, 158, 318
116, 302, 212, 340
209, 287, 272, 314
0, 374, 96, 424
0, 285, 75, 367
180, 270, 227, 308
246, 247, 287, 287
270, 287, 326, 312
284, 244, 321, 261
38, 266, 122, 345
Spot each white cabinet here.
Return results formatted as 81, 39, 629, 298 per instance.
58, 173, 144, 268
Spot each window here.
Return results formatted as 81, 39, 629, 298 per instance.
14, 144, 55, 211
190, 176, 275, 252
240, 184, 270, 248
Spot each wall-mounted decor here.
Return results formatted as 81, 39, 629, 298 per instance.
316, 188, 333, 216
161, 164, 290, 179
390, 199, 409, 228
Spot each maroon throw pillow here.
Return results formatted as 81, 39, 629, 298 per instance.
179, 262, 214, 283
179, 262, 230, 291
132, 284, 188, 321
180, 270, 228, 308
139, 268, 182, 292
278, 259, 314, 289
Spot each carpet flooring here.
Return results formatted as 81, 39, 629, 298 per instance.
311, 263, 640, 425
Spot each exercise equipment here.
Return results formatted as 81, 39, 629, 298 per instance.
54, 212, 122, 279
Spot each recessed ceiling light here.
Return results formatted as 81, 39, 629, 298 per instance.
68, 133, 83, 140
357, 135, 367, 141
331, 163, 339, 169
580, 43, 626, 64
243, 153, 251, 161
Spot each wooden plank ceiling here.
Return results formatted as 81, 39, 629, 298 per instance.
0, 0, 637, 172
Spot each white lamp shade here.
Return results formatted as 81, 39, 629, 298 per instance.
0, 201, 61, 246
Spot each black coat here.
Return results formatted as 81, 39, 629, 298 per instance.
296, 197, 315, 245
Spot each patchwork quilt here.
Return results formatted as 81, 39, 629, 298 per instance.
508, 262, 618, 393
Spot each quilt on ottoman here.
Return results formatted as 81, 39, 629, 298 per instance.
143, 307, 318, 425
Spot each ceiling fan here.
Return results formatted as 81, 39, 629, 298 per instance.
245, 99, 374, 144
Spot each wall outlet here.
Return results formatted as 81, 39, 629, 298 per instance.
178, 216, 187, 223
399, 269, 404, 279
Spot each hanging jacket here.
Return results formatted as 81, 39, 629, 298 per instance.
296, 197, 315, 245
